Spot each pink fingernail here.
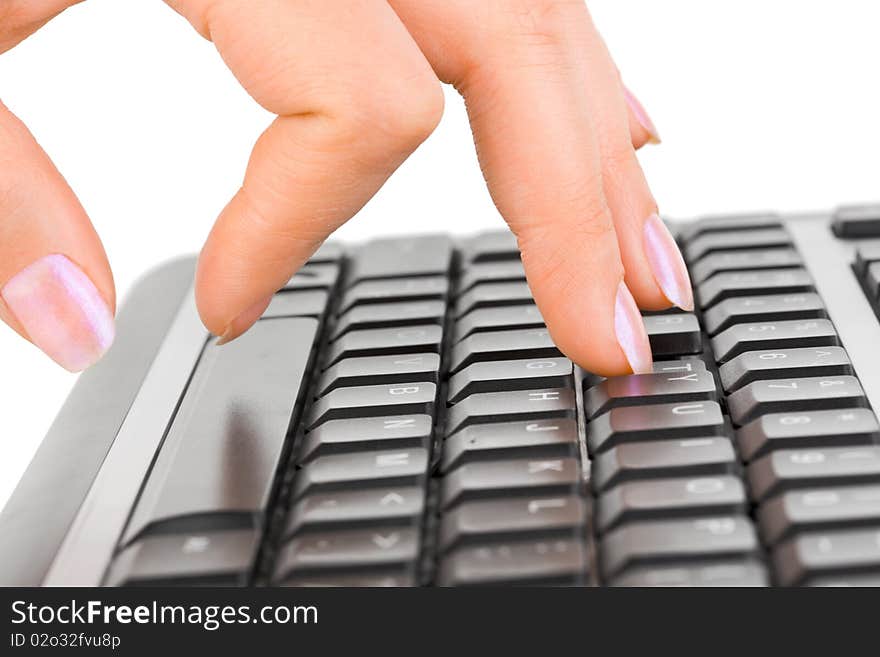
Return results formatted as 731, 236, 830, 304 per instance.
643, 213, 695, 311
614, 282, 653, 374
623, 86, 661, 144
1, 254, 115, 372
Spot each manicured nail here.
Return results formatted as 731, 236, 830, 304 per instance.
623, 86, 661, 144
216, 294, 274, 345
1, 254, 115, 372
643, 213, 694, 311
614, 282, 653, 374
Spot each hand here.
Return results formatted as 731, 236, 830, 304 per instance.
0, 0, 690, 375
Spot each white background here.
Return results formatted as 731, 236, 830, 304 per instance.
1, 0, 879, 508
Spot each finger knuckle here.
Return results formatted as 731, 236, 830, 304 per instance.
492, 0, 584, 57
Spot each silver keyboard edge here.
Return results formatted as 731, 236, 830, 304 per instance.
787, 212, 880, 410
43, 288, 208, 586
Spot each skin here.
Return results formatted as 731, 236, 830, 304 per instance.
0, 0, 673, 377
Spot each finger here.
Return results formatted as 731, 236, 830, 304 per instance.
0, 101, 115, 371
623, 85, 661, 149
166, 0, 444, 341
390, 0, 651, 374
0, 1, 84, 52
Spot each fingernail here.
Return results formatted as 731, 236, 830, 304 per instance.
623, 86, 661, 144
216, 294, 274, 345
643, 213, 694, 311
1, 254, 115, 372
614, 282, 653, 374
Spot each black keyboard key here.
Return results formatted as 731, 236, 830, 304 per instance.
348, 235, 452, 283
298, 414, 433, 463
441, 418, 578, 473
597, 475, 747, 534
445, 387, 576, 436
283, 263, 341, 290
690, 248, 802, 284
651, 358, 707, 374
454, 304, 544, 341
587, 401, 728, 454
275, 527, 419, 581
283, 571, 414, 587
697, 268, 813, 309
263, 290, 329, 318
332, 300, 445, 339
455, 281, 533, 318
293, 448, 429, 500
747, 446, 880, 502
759, 484, 880, 546
307, 382, 436, 429
107, 529, 259, 586
461, 230, 520, 263
450, 327, 560, 374
679, 213, 781, 242
736, 408, 880, 462
326, 324, 443, 367
591, 437, 737, 493
831, 203, 880, 238
121, 318, 317, 545
286, 486, 425, 536
719, 346, 852, 392
440, 457, 581, 509
439, 495, 587, 552
865, 262, 880, 300
685, 228, 791, 263
612, 560, 769, 587
584, 370, 717, 419
439, 538, 589, 586
808, 573, 880, 587
727, 375, 866, 426
339, 277, 449, 313
600, 516, 759, 579
702, 292, 826, 336
774, 528, 880, 586
459, 261, 526, 293
448, 357, 573, 403
644, 313, 702, 356
319, 353, 440, 395
711, 318, 839, 363
854, 242, 880, 276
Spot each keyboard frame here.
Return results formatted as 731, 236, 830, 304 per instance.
3, 209, 880, 586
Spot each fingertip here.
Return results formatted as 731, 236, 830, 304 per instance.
214, 293, 273, 345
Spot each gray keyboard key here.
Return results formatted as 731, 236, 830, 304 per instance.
121, 318, 317, 545
690, 247, 802, 283
748, 446, 880, 502
698, 268, 813, 309
263, 290, 329, 318
600, 516, 759, 579
461, 230, 520, 263
307, 382, 436, 429
326, 324, 442, 367
320, 353, 440, 395
774, 527, 880, 586
854, 241, 880, 277
441, 418, 578, 473
441, 457, 581, 509
736, 408, 880, 462
831, 203, 880, 238
446, 387, 576, 436
307, 241, 344, 264
283, 262, 341, 290
685, 227, 791, 262
450, 327, 559, 374
348, 235, 452, 283
597, 476, 747, 533
651, 358, 707, 374
759, 484, 880, 546
866, 262, 880, 300
711, 318, 839, 363
459, 261, 526, 293
275, 527, 419, 580
591, 437, 737, 493
293, 448, 429, 500
679, 213, 781, 242
107, 529, 259, 586
339, 277, 449, 314
584, 370, 717, 419
332, 300, 446, 339
644, 313, 702, 356
283, 571, 414, 587
727, 375, 866, 426
454, 304, 544, 341
808, 573, 880, 587
439, 495, 587, 551
612, 560, 769, 587
587, 401, 727, 454
439, 538, 588, 586
448, 357, 573, 403
456, 281, 533, 318
719, 346, 852, 392
298, 414, 433, 463
286, 486, 425, 537
702, 292, 826, 335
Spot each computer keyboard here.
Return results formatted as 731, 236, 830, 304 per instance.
7, 204, 880, 587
